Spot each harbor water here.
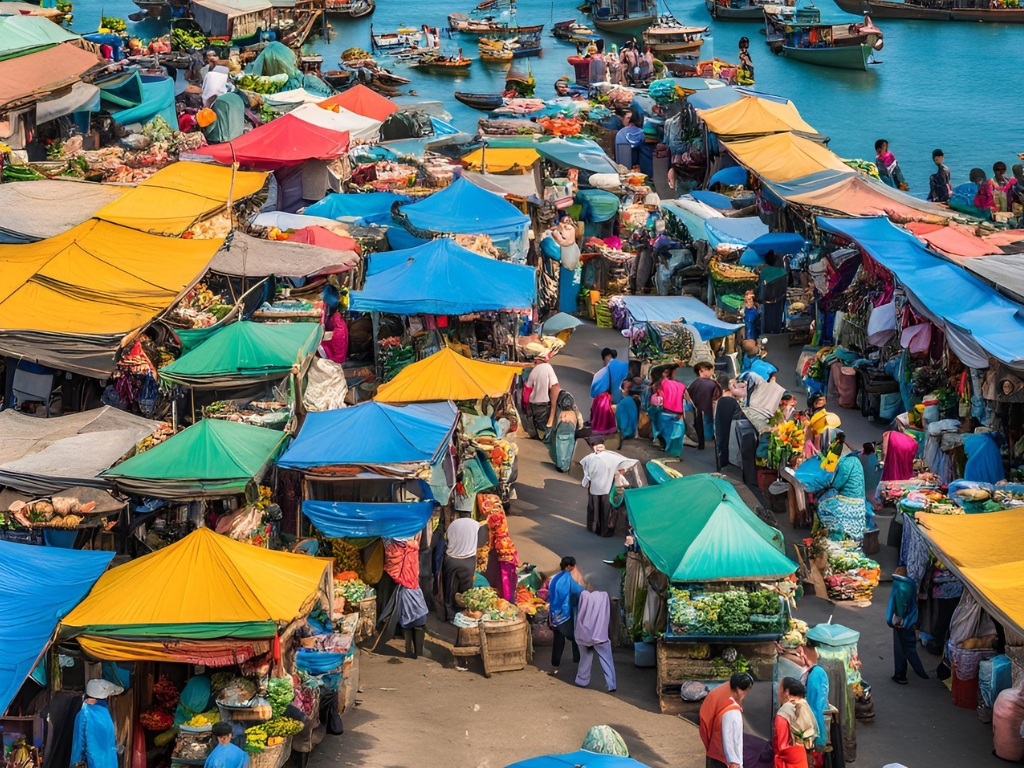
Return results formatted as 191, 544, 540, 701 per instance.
74, 0, 1020, 192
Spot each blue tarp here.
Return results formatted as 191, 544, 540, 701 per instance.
351, 238, 536, 315
817, 216, 1024, 368
302, 500, 435, 539
504, 752, 649, 768
688, 189, 734, 210
0, 541, 113, 715
704, 216, 769, 247
621, 295, 742, 341
303, 192, 411, 225
534, 138, 618, 175
708, 166, 749, 187
399, 177, 529, 238
686, 86, 743, 112
748, 232, 805, 256
278, 401, 458, 468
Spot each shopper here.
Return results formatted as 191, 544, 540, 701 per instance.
687, 361, 722, 451
928, 149, 952, 203
773, 678, 816, 768
888, 568, 929, 684
524, 351, 560, 439
574, 590, 616, 692
548, 556, 585, 676
699, 672, 753, 768
205, 722, 249, 768
71, 680, 122, 768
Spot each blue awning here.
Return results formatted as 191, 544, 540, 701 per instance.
302, 192, 411, 225
351, 238, 536, 315
278, 401, 458, 468
688, 189, 735, 210
748, 232, 805, 256
818, 216, 1024, 368
1, 541, 113, 715
620, 296, 742, 341
704, 216, 769, 247
302, 500, 435, 539
686, 86, 742, 112
399, 177, 529, 237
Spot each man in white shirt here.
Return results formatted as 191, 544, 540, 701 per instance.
442, 514, 485, 621
579, 445, 632, 537
525, 352, 560, 439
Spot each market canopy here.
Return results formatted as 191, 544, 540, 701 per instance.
319, 84, 398, 122
302, 500, 435, 539
103, 419, 288, 499
397, 177, 530, 239
624, 474, 795, 582
721, 132, 849, 184
915, 509, 1024, 636
620, 295, 742, 341
94, 162, 268, 236
0, 541, 113, 716
351, 237, 536, 315
0, 180, 126, 243
0, 220, 221, 376
278, 401, 458, 469
159, 320, 322, 387
197, 113, 350, 170
375, 347, 521, 403
504, 752, 649, 768
61, 527, 331, 654
291, 102, 382, 143
818, 216, 1024, 369
703, 216, 769, 248
0, 14, 77, 61
696, 94, 821, 139
209, 231, 360, 278
0, 42, 101, 108
303, 191, 412, 225
462, 137, 618, 175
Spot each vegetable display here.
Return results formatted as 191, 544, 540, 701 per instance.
244, 718, 303, 753
668, 588, 787, 637
183, 711, 220, 727
459, 586, 519, 621
335, 578, 373, 604
171, 27, 208, 50
235, 73, 289, 95
266, 677, 294, 718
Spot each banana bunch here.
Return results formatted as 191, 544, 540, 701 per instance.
48, 514, 82, 529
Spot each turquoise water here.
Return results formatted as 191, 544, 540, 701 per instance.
73, 0, 1018, 193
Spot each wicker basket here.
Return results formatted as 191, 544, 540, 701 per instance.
249, 737, 292, 768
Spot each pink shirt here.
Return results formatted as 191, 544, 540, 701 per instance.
659, 378, 685, 414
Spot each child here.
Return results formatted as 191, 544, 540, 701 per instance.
742, 290, 761, 340
686, 361, 722, 451
875, 139, 908, 191
927, 149, 951, 203
971, 167, 997, 215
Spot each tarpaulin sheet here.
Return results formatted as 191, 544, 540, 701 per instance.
303, 192, 411, 224
505, 751, 649, 768
624, 474, 794, 582
0, 180, 125, 242
0, 42, 101, 108
108, 74, 175, 129
721, 132, 849, 183
818, 216, 1024, 368
697, 94, 820, 138
159, 320, 322, 387
0, 541, 113, 716
374, 347, 520, 403
291, 102, 381, 143
959, 253, 1024, 302
0, 14, 76, 60
620, 296, 742, 341
660, 197, 725, 243
36, 82, 100, 123
197, 113, 350, 170
209, 231, 359, 278
399, 177, 529, 237
462, 137, 617, 175
904, 221, 1004, 258
302, 500, 434, 539
61, 528, 329, 640
75, 636, 271, 665
95, 161, 267, 236
703, 216, 769, 247
351, 237, 535, 315
0, 407, 159, 495
278, 401, 458, 469
318, 84, 398, 122
103, 419, 288, 499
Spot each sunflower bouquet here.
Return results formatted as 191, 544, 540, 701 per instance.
767, 417, 806, 470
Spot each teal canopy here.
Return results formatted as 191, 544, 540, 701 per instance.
624, 474, 795, 583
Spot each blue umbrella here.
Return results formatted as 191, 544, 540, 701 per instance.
504, 751, 650, 768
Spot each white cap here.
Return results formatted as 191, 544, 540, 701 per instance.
86, 679, 124, 700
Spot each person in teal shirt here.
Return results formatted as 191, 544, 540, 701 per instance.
205, 722, 250, 768
802, 642, 830, 753
71, 680, 122, 768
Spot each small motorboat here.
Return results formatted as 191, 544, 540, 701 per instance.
485, 23, 543, 56
764, 9, 883, 70
551, 18, 600, 44
447, 12, 509, 34
478, 37, 515, 61
454, 91, 505, 110
642, 17, 708, 55
370, 24, 423, 52
411, 50, 474, 73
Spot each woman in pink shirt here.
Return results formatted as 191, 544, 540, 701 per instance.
650, 367, 686, 456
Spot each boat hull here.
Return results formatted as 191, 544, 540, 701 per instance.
780, 42, 872, 69
645, 38, 704, 54
454, 91, 504, 109
592, 12, 657, 33
705, 0, 765, 19
833, 0, 1024, 21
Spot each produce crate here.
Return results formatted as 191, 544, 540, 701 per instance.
354, 597, 376, 642
249, 737, 292, 768
656, 640, 776, 715
452, 615, 529, 677
217, 703, 271, 723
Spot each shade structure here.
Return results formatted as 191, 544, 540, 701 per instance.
350, 238, 536, 315
277, 401, 458, 470
0, 220, 221, 376
319, 84, 398, 122
199, 113, 350, 170
284, 226, 359, 254
291, 102, 381, 143
721, 132, 849, 184
61, 527, 331, 648
103, 419, 288, 499
0, 42, 101, 109
397, 177, 529, 244
462, 137, 618, 175
696, 94, 821, 139
375, 347, 521, 403
209, 231, 360, 279
624, 474, 795, 582
94, 162, 268, 236
0, 541, 113, 716
0, 14, 77, 60
620, 296, 742, 342
504, 751, 649, 768
0, 180, 126, 243
703, 216, 769, 248
302, 500, 435, 539
817, 216, 1024, 369
159, 320, 322, 388
303, 191, 411, 225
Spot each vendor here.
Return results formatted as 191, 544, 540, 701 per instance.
205, 722, 249, 768
817, 430, 868, 542
71, 680, 123, 768
318, 284, 349, 364
524, 352, 560, 440
442, 512, 487, 621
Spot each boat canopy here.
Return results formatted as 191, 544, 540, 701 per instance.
0, 42, 101, 109
721, 132, 850, 183
0, 14, 77, 60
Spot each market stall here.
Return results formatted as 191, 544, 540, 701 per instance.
623, 474, 797, 714
58, 528, 342, 768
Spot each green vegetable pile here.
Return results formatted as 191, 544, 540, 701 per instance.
747, 590, 781, 617
336, 578, 371, 603
101, 16, 126, 32
171, 27, 208, 50
244, 717, 303, 753
235, 73, 289, 95
461, 587, 499, 612
668, 589, 769, 637
266, 677, 294, 718
2, 163, 46, 183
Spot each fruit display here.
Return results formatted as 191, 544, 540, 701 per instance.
100, 16, 126, 32
244, 718, 303, 753
459, 587, 519, 621
335, 578, 373, 604
3, 497, 97, 530
823, 539, 880, 602
235, 73, 289, 95
668, 588, 788, 637
183, 711, 220, 728
171, 27, 208, 50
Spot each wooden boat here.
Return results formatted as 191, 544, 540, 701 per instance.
484, 23, 544, 56
551, 19, 600, 44
325, 0, 374, 17
448, 12, 510, 34
589, 0, 658, 33
411, 50, 473, 73
478, 37, 516, 61
704, 0, 768, 21
454, 91, 505, 109
370, 24, 423, 52
765, 10, 883, 69
475, 0, 515, 10
833, 0, 1024, 21
323, 69, 354, 88
642, 17, 708, 55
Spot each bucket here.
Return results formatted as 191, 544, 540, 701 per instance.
634, 641, 656, 668
767, 480, 789, 516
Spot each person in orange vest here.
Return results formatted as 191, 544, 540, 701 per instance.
699, 673, 754, 768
